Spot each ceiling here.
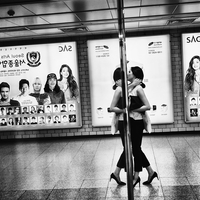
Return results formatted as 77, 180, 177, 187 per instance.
1, 0, 200, 41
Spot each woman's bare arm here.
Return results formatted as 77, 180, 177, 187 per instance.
133, 86, 151, 112
109, 87, 125, 114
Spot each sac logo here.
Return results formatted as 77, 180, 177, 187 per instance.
186, 35, 200, 43
26, 51, 41, 67
58, 45, 72, 52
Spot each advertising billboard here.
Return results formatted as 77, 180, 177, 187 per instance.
182, 33, 200, 122
88, 35, 174, 127
0, 42, 82, 130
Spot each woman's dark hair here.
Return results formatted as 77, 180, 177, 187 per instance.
58, 64, 79, 98
112, 67, 122, 90
113, 67, 122, 82
185, 55, 200, 92
130, 66, 146, 88
44, 77, 61, 93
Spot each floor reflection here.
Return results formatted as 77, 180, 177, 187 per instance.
0, 134, 200, 199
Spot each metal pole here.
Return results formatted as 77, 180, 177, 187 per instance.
117, 0, 134, 199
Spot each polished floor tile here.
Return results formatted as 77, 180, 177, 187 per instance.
0, 134, 200, 199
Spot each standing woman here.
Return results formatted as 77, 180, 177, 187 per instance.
58, 64, 79, 102
127, 66, 158, 187
109, 67, 126, 185
44, 73, 66, 104
109, 67, 142, 185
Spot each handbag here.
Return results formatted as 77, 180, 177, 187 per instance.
142, 111, 152, 133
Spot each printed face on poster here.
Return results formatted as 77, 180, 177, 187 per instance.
88, 35, 174, 126
182, 33, 200, 123
0, 42, 82, 130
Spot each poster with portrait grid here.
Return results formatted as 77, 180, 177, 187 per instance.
0, 42, 82, 131
182, 33, 200, 123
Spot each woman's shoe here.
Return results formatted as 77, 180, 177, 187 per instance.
143, 172, 159, 185
133, 177, 141, 188
110, 173, 126, 185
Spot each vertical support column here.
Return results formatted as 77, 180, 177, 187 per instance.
117, 0, 134, 199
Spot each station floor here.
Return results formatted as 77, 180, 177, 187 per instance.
0, 133, 200, 200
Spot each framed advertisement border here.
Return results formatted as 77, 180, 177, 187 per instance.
182, 33, 200, 123
88, 34, 174, 127
0, 41, 82, 131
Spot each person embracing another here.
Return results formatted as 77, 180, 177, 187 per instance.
109, 67, 141, 185
127, 66, 158, 187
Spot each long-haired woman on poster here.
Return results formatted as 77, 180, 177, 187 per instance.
185, 55, 200, 97
58, 64, 79, 102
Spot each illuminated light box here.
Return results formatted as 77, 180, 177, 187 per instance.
88, 35, 174, 127
182, 33, 200, 123
0, 42, 82, 130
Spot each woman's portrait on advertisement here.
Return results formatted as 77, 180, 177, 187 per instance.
30, 106, 37, 114
185, 55, 200, 97
53, 115, 61, 123
58, 64, 79, 102
44, 73, 66, 104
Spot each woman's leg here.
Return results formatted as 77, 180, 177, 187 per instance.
130, 118, 150, 182
111, 121, 126, 184
143, 165, 159, 185
129, 118, 158, 184
146, 165, 155, 178
116, 120, 126, 170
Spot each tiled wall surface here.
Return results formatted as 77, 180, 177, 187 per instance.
1, 28, 200, 139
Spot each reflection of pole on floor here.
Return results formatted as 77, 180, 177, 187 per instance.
117, 0, 134, 199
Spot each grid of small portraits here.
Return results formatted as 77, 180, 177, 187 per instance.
189, 97, 200, 118
0, 103, 77, 127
